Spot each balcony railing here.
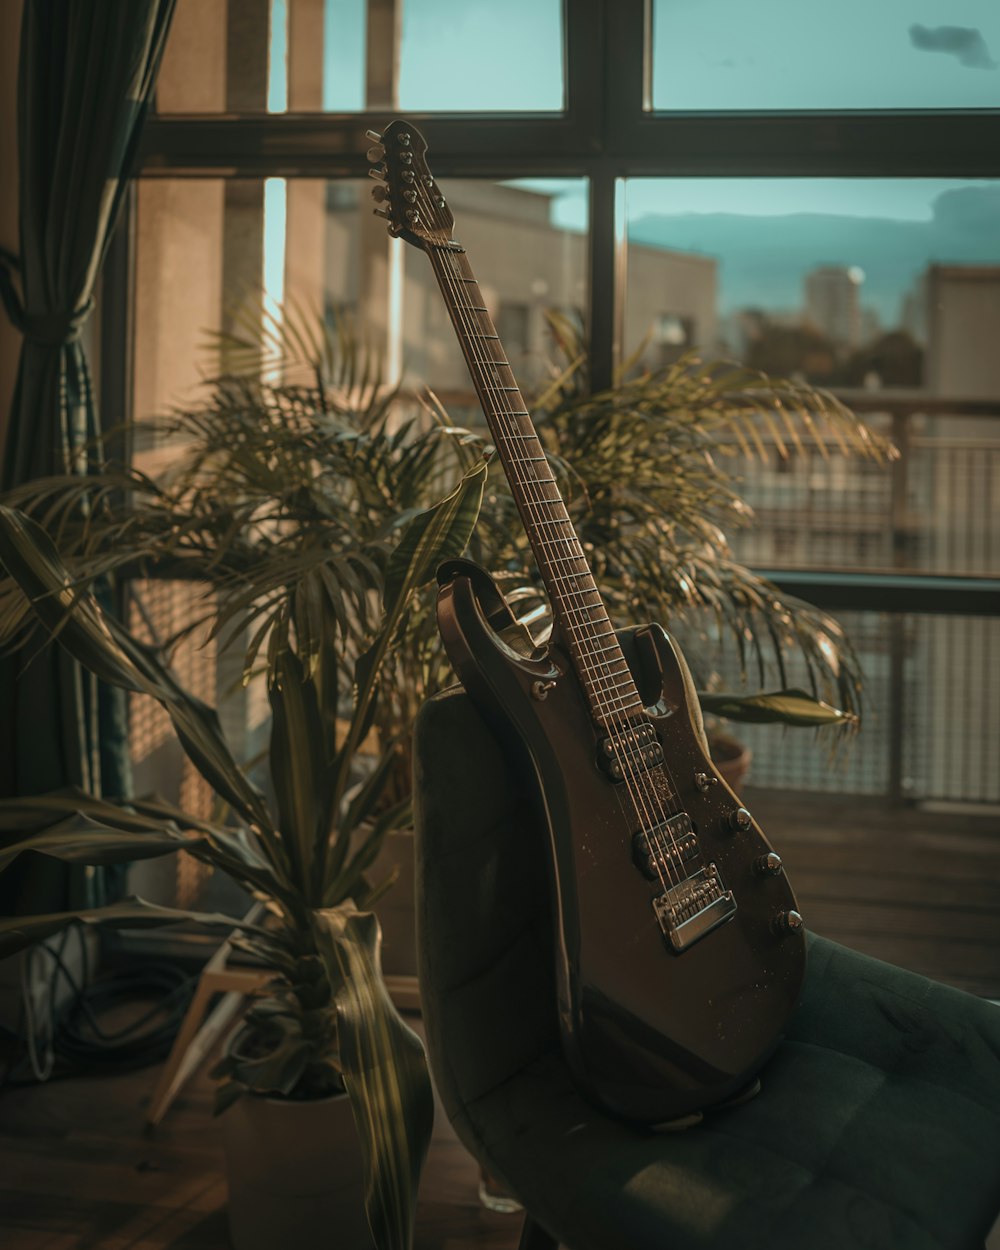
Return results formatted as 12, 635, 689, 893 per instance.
716, 392, 999, 808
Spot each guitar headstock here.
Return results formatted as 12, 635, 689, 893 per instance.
366, 120, 456, 251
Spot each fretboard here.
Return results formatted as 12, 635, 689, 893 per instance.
428, 244, 643, 727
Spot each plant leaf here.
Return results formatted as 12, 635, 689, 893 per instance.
0, 506, 278, 842
0, 896, 270, 959
268, 642, 334, 903
313, 907, 433, 1250
697, 687, 858, 727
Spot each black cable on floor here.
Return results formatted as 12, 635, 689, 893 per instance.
2, 925, 197, 1086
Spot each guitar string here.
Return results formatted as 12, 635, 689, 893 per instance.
430, 255, 684, 893
420, 236, 682, 876
426, 237, 693, 887
427, 233, 690, 888
391, 141, 695, 875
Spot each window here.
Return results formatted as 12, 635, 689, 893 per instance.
119, 1, 999, 840
650, 0, 1000, 111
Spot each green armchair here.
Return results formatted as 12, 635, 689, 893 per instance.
414, 687, 1000, 1250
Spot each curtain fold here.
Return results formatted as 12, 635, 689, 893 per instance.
0, 0, 176, 911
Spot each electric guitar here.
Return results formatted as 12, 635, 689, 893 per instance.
368, 120, 806, 1124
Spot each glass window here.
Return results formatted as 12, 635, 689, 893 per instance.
134, 178, 366, 433
624, 177, 1000, 381
399, 0, 563, 111
623, 177, 1000, 583
401, 179, 588, 406
157, 0, 564, 114
651, 0, 1000, 111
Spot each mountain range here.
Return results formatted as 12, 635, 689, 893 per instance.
628, 185, 1000, 325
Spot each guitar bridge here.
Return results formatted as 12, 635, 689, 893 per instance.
653, 864, 736, 953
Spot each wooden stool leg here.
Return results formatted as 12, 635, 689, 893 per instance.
518, 1214, 558, 1250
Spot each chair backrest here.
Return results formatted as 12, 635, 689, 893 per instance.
412, 687, 561, 1153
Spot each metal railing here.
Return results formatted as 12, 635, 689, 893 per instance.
719, 394, 999, 807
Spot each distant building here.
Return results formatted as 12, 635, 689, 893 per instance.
924, 265, 1000, 400
804, 265, 864, 349
393, 182, 717, 390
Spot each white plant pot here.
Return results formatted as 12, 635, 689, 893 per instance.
222, 1089, 373, 1250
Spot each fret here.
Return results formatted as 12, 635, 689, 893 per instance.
594, 675, 639, 693
466, 332, 500, 341
549, 571, 597, 589
558, 589, 603, 603
534, 518, 575, 529
549, 554, 590, 566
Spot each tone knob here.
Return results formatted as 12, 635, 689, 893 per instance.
756, 852, 783, 876
727, 807, 752, 833
775, 909, 803, 934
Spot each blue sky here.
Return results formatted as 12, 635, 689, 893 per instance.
319, 0, 1000, 112
653, 0, 1000, 110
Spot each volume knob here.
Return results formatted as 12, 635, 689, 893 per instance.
756, 852, 783, 876
727, 807, 752, 833
775, 909, 804, 934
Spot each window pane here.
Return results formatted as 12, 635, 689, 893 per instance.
623, 177, 1000, 573
402, 179, 588, 403
157, 0, 563, 114
652, 0, 1000, 110
399, 0, 563, 111
625, 177, 1000, 382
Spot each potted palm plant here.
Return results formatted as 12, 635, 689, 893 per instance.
0, 437, 487, 1250
0, 307, 891, 982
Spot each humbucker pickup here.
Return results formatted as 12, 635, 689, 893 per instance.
653, 864, 737, 953
632, 812, 699, 879
599, 721, 664, 781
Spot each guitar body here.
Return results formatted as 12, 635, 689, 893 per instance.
437, 559, 807, 1124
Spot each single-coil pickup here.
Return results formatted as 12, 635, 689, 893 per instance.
599, 722, 663, 781
632, 812, 700, 879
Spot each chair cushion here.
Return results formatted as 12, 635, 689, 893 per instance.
414, 687, 1000, 1250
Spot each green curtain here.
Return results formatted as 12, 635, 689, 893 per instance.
0, 0, 176, 911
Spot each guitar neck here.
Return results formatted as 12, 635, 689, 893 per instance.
427, 243, 642, 726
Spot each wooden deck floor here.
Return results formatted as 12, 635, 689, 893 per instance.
0, 793, 997, 1248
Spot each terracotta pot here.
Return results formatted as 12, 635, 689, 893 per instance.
709, 732, 752, 797
222, 1089, 373, 1250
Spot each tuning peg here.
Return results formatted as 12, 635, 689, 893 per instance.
373, 207, 393, 221
371, 184, 389, 203
365, 128, 382, 142
368, 166, 386, 181
367, 145, 385, 163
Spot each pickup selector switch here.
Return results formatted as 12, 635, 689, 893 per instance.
726, 807, 752, 834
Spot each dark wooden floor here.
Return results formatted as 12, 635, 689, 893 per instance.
747, 786, 1000, 999
0, 792, 997, 1248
